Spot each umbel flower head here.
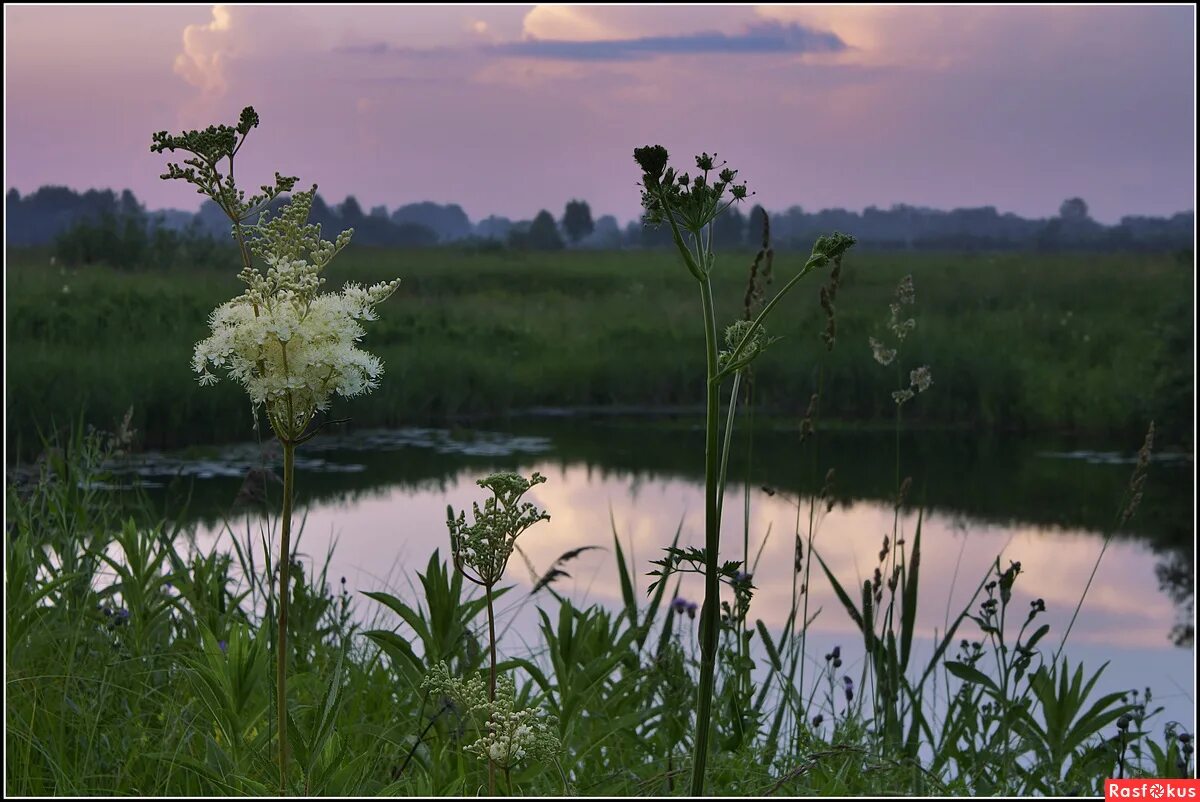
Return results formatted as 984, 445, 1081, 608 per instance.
634, 145, 750, 235
422, 664, 561, 770
448, 472, 550, 587
192, 187, 401, 439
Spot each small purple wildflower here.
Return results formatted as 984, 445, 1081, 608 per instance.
686, 602, 698, 619
843, 675, 854, 703
218, 640, 228, 654
672, 597, 689, 614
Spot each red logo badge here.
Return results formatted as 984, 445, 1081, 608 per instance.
1107, 780, 1200, 800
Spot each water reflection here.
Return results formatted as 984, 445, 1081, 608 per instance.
104, 419, 1191, 724
193, 462, 1180, 652
130, 421, 1192, 646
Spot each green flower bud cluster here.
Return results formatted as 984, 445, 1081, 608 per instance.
448, 472, 550, 587
422, 663, 561, 770
807, 232, 857, 269
719, 319, 777, 374
247, 187, 351, 269
151, 105, 297, 226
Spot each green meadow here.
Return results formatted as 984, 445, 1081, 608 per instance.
5, 245, 1193, 458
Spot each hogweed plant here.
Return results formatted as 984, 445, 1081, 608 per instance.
445, 471, 551, 794
633, 145, 854, 793
151, 107, 400, 793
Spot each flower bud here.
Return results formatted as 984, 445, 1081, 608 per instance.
633, 145, 669, 181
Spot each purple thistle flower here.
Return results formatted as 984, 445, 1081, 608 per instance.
843, 675, 854, 702
672, 597, 689, 614
686, 602, 698, 619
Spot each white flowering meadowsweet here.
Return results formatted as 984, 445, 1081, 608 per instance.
191, 188, 400, 438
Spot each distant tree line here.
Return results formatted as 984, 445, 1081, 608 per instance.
6, 186, 1193, 270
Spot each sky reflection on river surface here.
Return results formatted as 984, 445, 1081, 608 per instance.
188, 457, 1193, 727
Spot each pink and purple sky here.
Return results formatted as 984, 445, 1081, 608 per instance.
5, 4, 1195, 224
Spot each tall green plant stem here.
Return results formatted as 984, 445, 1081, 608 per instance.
649, 176, 835, 794
691, 274, 722, 796
647, 179, 724, 795
486, 585, 498, 796
277, 439, 294, 795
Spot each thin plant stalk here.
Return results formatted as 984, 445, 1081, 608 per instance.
714, 369, 744, 525
795, 367, 824, 730
650, 172, 726, 796
692, 272, 723, 796
639, 151, 852, 795
276, 439, 294, 794
485, 584, 498, 796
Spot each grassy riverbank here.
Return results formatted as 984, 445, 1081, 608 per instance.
6, 422, 1193, 796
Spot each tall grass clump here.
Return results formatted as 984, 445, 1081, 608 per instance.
150, 107, 401, 792
632, 145, 855, 793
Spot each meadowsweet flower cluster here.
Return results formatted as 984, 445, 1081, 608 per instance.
191, 188, 400, 436
447, 472, 550, 587
422, 664, 560, 770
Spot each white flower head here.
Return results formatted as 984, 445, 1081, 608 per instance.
192, 188, 400, 439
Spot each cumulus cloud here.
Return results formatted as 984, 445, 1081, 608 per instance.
174, 4, 235, 96
172, 5, 343, 103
